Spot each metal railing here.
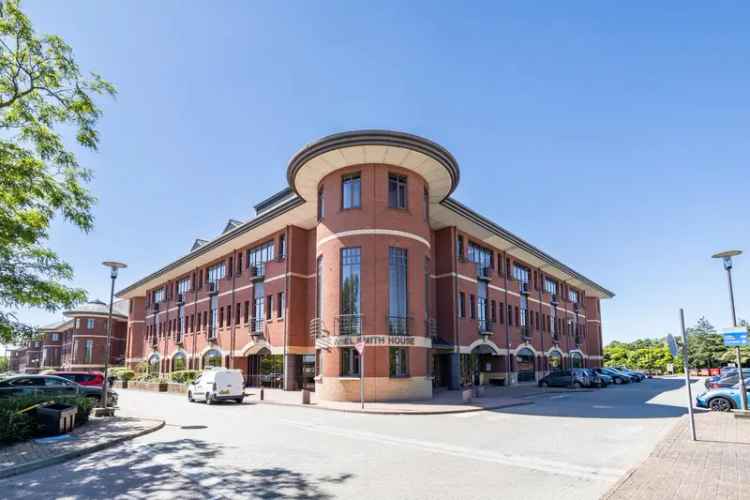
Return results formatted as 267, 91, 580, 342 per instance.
250, 264, 266, 280
426, 318, 438, 338
521, 326, 531, 339
478, 319, 494, 334
249, 318, 265, 337
477, 265, 492, 280
335, 314, 363, 336
387, 316, 411, 336
309, 318, 326, 338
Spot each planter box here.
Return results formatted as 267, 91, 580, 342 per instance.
114, 380, 129, 389
167, 383, 187, 394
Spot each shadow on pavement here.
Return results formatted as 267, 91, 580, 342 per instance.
487, 377, 697, 419
1, 438, 354, 499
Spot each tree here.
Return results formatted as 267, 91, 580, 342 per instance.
0, 1, 115, 343
685, 317, 725, 368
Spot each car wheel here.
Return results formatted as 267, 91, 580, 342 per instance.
613, 378, 622, 385
206, 393, 213, 405
539, 381, 549, 388
235, 397, 244, 404
573, 381, 582, 389
188, 391, 194, 402
708, 397, 733, 412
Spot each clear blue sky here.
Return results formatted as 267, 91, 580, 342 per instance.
14, 1, 750, 343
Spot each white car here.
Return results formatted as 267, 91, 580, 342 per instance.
187, 368, 245, 404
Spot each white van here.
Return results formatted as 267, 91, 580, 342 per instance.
187, 368, 245, 404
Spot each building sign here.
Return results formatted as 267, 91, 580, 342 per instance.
317, 335, 431, 349
722, 327, 749, 347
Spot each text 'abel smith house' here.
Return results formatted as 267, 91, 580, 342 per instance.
117, 130, 614, 402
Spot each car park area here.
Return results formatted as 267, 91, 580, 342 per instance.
0, 376, 701, 500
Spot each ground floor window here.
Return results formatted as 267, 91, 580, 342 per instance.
203, 349, 222, 368
548, 351, 562, 372
173, 353, 186, 371
571, 352, 583, 369
341, 348, 360, 377
389, 347, 408, 377
148, 354, 160, 377
516, 348, 535, 382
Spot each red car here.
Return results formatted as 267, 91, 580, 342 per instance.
50, 371, 105, 387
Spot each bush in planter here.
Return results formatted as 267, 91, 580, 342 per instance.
169, 370, 199, 384
0, 395, 93, 445
110, 367, 135, 381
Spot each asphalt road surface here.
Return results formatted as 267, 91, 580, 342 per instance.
1, 377, 701, 499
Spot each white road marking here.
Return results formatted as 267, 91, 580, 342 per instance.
280, 419, 626, 482
453, 411, 485, 419
549, 395, 568, 399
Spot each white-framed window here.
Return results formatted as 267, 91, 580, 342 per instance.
74, 318, 81, 329
341, 173, 361, 209
544, 278, 558, 296
153, 287, 166, 303
51, 333, 60, 342
207, 263, 226, 283
247, 241, 274, 276
177, 277, 191, 294
86, 319, 95, 329
512, 264, 530, 284
568, 289, 579, 303
83, 340, 93, 364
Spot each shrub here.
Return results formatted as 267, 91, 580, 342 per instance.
169, 370, 199, 384
110, 367, 135, 381
0, 395, 93, 445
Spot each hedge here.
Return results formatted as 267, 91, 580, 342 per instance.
169, 370, 199, 384
110, 367, 135, 381
0, 395, 93, 445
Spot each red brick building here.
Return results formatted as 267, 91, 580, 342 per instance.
117, 130, 613, 401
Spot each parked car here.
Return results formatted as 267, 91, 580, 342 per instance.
704, 369, 750, 390
593, 367, 630, 385
188, 368, 245, 404
696, 379, 750, 411
586, 369, 611, 388
613, 367, 643, 382
538, 369, 591, 388
50, 371, 105, 387
0, 375, 117, 405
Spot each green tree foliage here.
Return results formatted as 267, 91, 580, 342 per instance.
605, 317, 750, 371
0, 1, 115, 343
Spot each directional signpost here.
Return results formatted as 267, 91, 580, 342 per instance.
675, 315, 696, 441
722, 327, 749, 347
355, 340, 365, 409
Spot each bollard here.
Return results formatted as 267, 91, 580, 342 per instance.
260, 388, 264, 401
301, 389, 311, 405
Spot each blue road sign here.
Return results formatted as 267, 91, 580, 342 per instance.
722, 327, 749, 347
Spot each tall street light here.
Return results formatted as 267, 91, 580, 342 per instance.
712, 250, 747, 411
101, 260, 127, 412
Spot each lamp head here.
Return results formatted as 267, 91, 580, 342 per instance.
102, 261, 127, 278
712, 250, 741, 270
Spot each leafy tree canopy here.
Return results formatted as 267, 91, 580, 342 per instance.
0, 0, 115, 343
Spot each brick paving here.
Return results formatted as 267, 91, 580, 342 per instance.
0, 416, 163, 478
603, 411, 750, 500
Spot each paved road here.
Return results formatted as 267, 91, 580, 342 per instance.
0, 377, 702, 499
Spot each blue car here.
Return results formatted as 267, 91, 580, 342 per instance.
696, 378, 750, 411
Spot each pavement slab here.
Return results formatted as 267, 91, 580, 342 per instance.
0, 415, 164, 479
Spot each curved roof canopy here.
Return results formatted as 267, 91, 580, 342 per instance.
287, 130, 461, 204
63, 300, 129, 320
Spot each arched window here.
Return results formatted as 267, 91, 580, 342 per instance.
516, 348, 536, 382
148, 354, 160, 377
173, 352, 186, 371
203, 349, 222, 368
548, 351, 562, 372
571, 351, 583, 369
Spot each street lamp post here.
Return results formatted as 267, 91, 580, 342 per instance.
101, 261, 127, 412
712, 250, 747, 412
